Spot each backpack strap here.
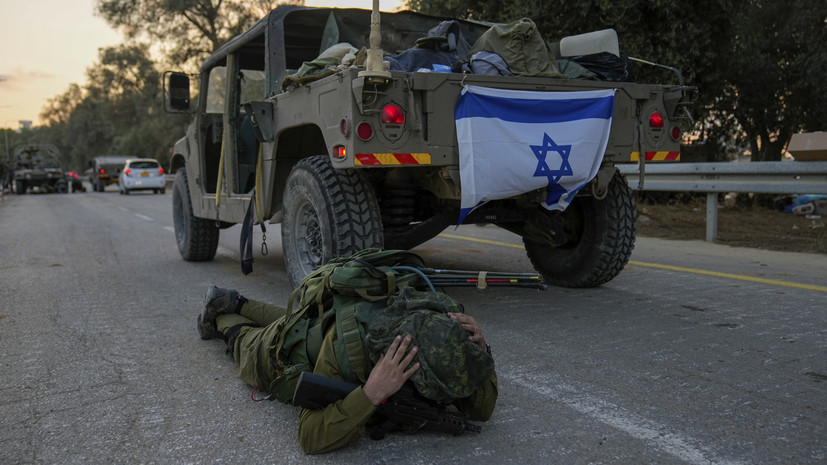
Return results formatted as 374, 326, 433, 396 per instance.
335, 305, 369, 383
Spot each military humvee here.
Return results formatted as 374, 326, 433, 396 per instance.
89, 155, 132, 192
11, 144, 67, 194
166, 5, 694, 288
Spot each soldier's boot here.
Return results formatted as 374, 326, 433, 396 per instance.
197, 286, 246, 340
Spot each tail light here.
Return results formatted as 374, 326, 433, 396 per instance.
649, 112, 664, 128
100, 168, 105, 174
158, 167, 164, 175
380, 104, 405, 125
124, 168, 132, 177
357, 122, 373, 141
671, 127, 681, 141
333, 145, 347, 159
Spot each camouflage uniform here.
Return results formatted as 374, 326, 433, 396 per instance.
215, 296, 498, 455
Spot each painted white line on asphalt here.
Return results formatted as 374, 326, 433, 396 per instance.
134, 213, 154, 221
163, 226, 174, 233
506, 367, 744, 465
118, 206, 129, 212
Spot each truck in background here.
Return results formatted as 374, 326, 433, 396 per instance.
10, 144, 67, 194
89, 155, 131, 192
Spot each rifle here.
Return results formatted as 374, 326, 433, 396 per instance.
292, 371, 482, 440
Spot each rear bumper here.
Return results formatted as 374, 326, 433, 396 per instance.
121, 176, 165, 190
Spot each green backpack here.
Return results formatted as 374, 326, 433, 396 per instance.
266, 248, 495, 404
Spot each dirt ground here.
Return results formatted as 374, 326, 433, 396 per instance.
636, 196, 827, 255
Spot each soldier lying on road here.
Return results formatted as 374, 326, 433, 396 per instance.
197, 285, 498, 454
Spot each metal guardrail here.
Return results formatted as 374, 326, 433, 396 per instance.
617, 161, 827, 242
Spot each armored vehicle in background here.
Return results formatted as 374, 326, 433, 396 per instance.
89, 155, 131, 192
11, 144, 67, 194
166, 5, 694, 288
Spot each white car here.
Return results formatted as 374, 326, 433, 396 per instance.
118, 158, 166, 194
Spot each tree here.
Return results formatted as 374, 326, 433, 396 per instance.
96, 0, 295, 68
37, 45, 190, 170
720, 0, 827, 161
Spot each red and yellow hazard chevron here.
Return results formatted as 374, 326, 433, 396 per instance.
354, 153, 431, 165
631, 151, 680, 162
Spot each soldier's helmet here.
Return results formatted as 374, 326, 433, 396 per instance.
365, 287, 495, 403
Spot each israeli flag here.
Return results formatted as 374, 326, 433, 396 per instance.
455, 85, 615, 224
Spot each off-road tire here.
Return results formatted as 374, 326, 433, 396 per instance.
282, 155, 383, 288
14, 180, 25, 194
524, 171, 637, 288
172, 167, 219, 261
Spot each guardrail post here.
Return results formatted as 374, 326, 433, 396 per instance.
706, 192, 718, 242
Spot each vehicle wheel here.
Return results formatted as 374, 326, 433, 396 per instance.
123, 188, 130, 195
172, 167, 219, 261
282, 155, 383, 288
14, 180, 25, 194
56, 182, 68, 194
160, 187, 166, 194
524, 171, 637, 288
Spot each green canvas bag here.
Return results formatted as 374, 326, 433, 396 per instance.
265, 248, 495, 405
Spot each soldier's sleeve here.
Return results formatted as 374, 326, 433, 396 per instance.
453, 371, 498, 421
298, 329, 377, 455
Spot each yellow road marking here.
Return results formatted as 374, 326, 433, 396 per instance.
440, 233, 525, 249
627, 261, 827, 292
438, 233, 827, 292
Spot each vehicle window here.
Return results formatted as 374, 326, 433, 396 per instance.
206, 66, 227, 113
240, 69, 265, 104
130, 162, 159, 169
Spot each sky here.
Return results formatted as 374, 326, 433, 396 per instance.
0, 0, 404, 129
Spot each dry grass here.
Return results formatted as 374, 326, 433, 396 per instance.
637, 198, 827, 254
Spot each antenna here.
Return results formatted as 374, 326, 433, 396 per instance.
358, 0, 391, 82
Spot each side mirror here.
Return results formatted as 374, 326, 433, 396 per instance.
165, 72, 192, 112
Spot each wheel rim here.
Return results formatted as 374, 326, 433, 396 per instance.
294, 200, 324, 276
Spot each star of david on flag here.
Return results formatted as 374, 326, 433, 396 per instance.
455, 85, 615, 224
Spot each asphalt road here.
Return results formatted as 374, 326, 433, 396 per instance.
1, 185, 825, 464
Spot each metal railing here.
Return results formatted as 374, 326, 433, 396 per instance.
617, 161, 827, 242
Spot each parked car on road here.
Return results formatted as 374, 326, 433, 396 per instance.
118, 159, 166, 195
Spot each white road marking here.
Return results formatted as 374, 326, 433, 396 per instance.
506, 366, 744, 465
118, 206, 129, 212
163, 226, 174, 233
134, 213, 154, 221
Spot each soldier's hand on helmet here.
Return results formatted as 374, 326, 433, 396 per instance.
448, 312, 487, 351
363, 335, 420, 406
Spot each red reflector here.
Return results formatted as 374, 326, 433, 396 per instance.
357, 122, 373, 141
340, 118, 349, 136
380, 104, 405, 125
671, 127, 681, 140
649, 112, 664, 128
